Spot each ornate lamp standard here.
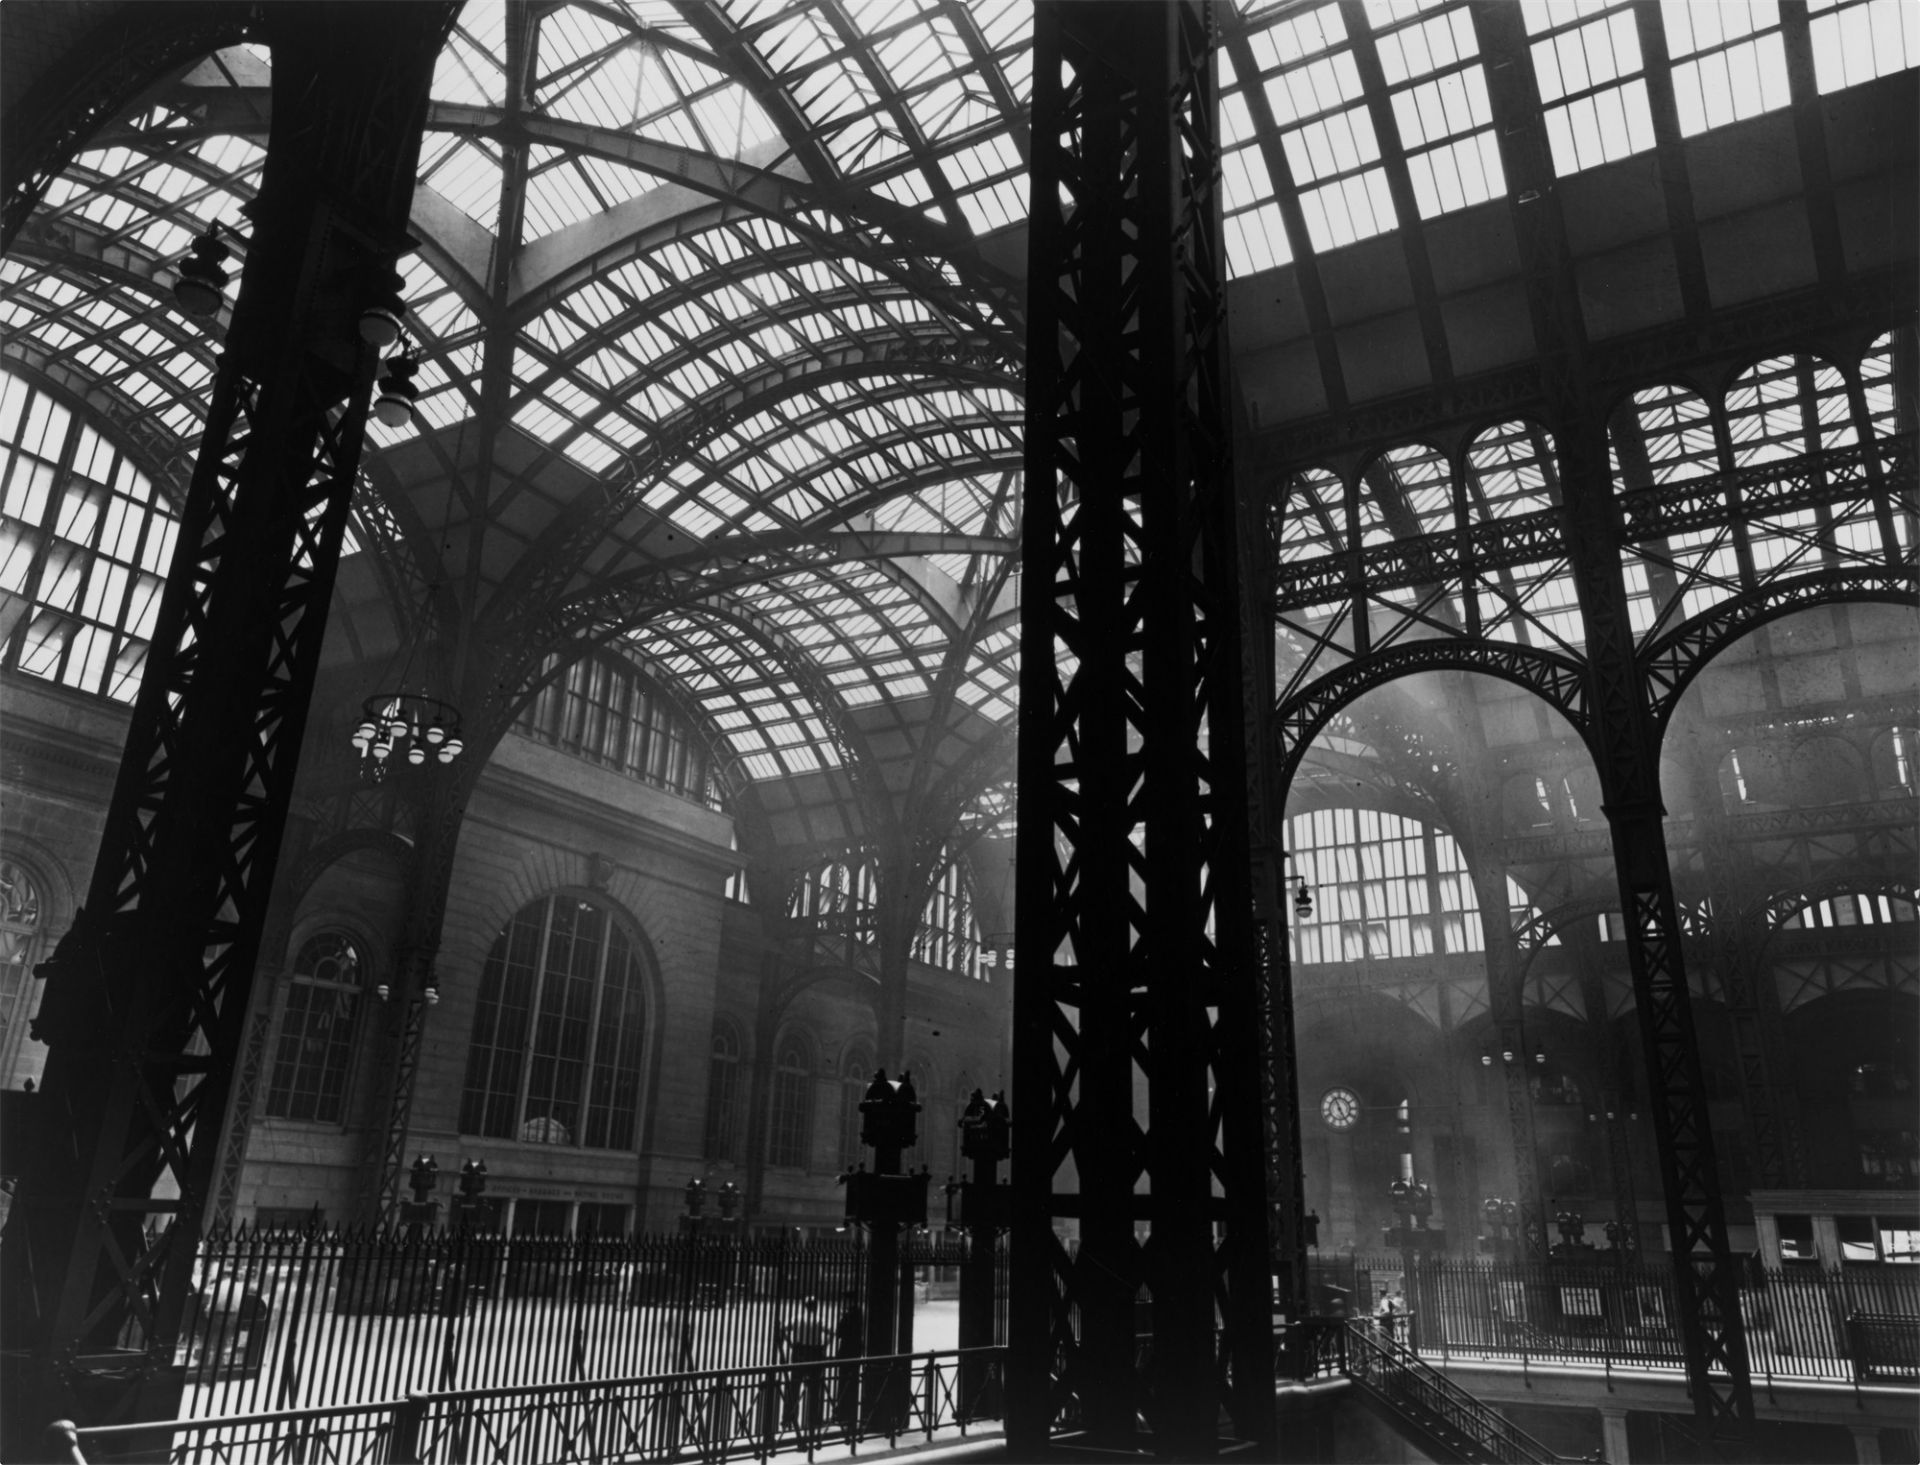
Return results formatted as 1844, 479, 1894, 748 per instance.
403, 1154, 440, 1235
946, 1090, 1010, 1420
1383, 1179, 1443, 1349
1481, 1197, 1521, 1263
840, 1070, 929, 1431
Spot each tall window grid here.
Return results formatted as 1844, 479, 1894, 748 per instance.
767, 1034, 813, 1170
1371, 3, 1506, 219
1523, 0, 1655, 176
0, 372, 176, 703
265, 932, 365, 1125
460, 894, 648, 1150
788, 852, 983, 979
704, 1021, 742, 1161
1807, 0, 1920, 93
515, 652, 720, 807
1287, 806, 1533, 964
1245, 2, 1400, 251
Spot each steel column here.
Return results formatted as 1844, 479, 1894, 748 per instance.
1475, 1, 1755, 1434
0, 6, 451, 1442
1010, 4, 1272, 1456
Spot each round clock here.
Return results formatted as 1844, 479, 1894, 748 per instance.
1321, 1087, 1361, 1131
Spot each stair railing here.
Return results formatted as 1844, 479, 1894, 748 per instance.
1341, 1318, 1571, 1465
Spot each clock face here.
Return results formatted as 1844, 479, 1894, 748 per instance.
1321, 1087, 1360, 1131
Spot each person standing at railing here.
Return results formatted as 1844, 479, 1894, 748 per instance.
1376, 1289, 1404, 1345
778, 1294, 831, 1429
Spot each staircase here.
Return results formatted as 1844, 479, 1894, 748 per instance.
1301, 1319, 1573, 1465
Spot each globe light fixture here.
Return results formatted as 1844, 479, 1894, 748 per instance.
374, 348, 421, 429
352, 692, 464, 781
172, 226, 234, 316
359, 268, 408, 347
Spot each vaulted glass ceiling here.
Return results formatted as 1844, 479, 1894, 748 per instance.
0, 0, 1912, 831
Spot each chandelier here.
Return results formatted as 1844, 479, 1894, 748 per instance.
352, 692, 464, 778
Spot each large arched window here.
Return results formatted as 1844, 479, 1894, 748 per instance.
266, 933, 366, 1124
1286, 807, 1541, 964
704, 1020, 742, 1161
766, 1033, 814, 1170
0, 860, 45, 1081
460, 894, 649, 1150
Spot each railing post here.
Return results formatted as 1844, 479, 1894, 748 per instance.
40, 1420, 84, 1465
389, 1394, 426, 1465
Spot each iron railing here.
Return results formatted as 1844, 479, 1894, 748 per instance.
1294, 1317, 1571, 1463
122, 1226, 975, 1421
56, 1347, 1005, 1465
1308, 1253, 1920, 1384
1336, 1318, 1571, 1465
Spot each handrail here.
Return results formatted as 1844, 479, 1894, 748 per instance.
63, 1346, 1004, 1465
1346, 1319, 1571, 1464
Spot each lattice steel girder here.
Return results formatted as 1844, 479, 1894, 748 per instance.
1474, 0, 1754, 1424
1010, 4, 1273, 1456
1269, 433, 1914, 615
0, 5, 452, 1438
1557, 418, 1757, 1431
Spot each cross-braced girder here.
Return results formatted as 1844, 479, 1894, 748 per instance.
1009, 5, 1272, 1456
0, 9, 453, 1440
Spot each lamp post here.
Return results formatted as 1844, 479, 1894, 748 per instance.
452, 1159, 488, 1229
1481, 1197, 1521, 1264
404, 1154, 439, 1235
840, 1069, 929, 1431
1384, 1179, 1442, 1349
1552, 1208, 1595, 1262
947, 1090, 1010, 1421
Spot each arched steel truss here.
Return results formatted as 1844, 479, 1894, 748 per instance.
1274, 640, 1593, 792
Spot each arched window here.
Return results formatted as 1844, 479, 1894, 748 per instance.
839, 1043, 874, 1170
1286, 807, 1541, 964
266, 933, 366, 1124
514, 651, 721, 808
767, 1033, 814, 1170
704, 1021, 742, 1161
460, 894, 649, 1150
0, 860, 44, 1079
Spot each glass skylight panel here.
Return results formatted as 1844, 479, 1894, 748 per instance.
522, 152, 611, 239
1532, 8, 1641, 100
1364, 0, 1448, 27
1265, 52, 1368, 127
1274, 468, 1344, 562
1726, 354, 1859, 466
418, 135, 504, 229
1665, 5, 1790, 135
1248, 4, 1348, 74
1807, 0, 1920, 90
1404, 131, 1504, 218
944, 134, 1026, 234
1528, 6, 1654, 174
1298, 172, 1398, 252
1467, 421, 1557, 518
1374, 6, 1477, 85
435, 1, 509, 107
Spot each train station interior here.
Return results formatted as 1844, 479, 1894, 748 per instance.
0, 1, 1914, 1461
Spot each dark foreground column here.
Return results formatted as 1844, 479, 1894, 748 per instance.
0, 6, 453, 1447
1010, 3, 1274, 1457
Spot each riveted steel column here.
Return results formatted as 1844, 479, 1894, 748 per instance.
1476, 2, 1755, 1434
0, 5, 454, 1443
1011, 4, 1273, 1456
